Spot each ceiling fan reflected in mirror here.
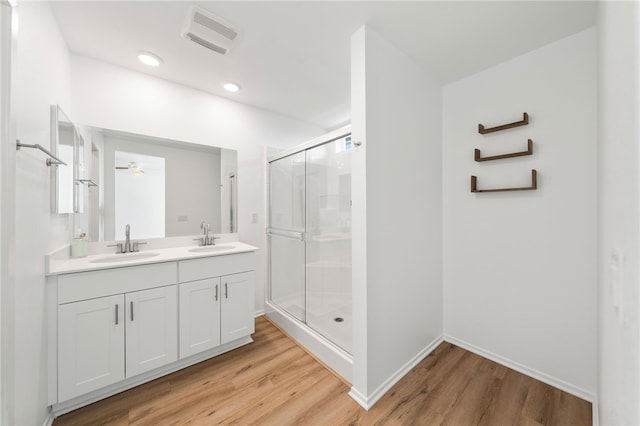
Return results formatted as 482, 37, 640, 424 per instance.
115, 162, 145, 175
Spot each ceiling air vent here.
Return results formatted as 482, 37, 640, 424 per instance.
186, 32, 227, 55
182, 7, 238, 55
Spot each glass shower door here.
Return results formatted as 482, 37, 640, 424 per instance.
268, 152, 306, 321
305, 137, 352, 353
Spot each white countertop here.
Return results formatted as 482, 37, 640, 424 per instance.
46, 241, 259, 275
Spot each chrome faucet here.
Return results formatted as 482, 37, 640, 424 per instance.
197, 221, 220, 246
108, 223, 146, 254
124, 224, 132, 253
200, 221, 209, 245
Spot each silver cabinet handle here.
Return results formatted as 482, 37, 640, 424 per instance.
115, 304, 119, 325
130, 301, 134, 321
224, 283, 228, 299
215, 284, 219, 301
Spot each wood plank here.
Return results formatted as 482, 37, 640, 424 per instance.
54, 317, 591, 426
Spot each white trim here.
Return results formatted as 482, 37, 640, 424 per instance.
254, 309, 265, 318
0, 1, 16, 424
444, 334, 597, 404
50, 336, 252, 417
349, 335, 444, 410
347, 387, 369, 410
265, 301, 353, 383
41, 411, 54, 426
592, 394, 599, 426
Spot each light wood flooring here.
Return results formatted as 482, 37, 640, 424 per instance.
55, 316, 591, 425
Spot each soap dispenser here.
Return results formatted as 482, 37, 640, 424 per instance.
70, 229, 88, 258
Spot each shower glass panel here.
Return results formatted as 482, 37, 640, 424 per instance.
305, 138, 352, 353
268, 134, 352, 354
268, 151, 306, 321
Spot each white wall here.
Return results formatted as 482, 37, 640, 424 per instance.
597, 2, 640, 424
12, 2, 73, 424
70, 54, 326, 316
350, 25, 443, 407
443, 28, 597, 400
0, 2, 16, 423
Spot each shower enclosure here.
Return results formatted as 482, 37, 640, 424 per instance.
267, 131, 352, 375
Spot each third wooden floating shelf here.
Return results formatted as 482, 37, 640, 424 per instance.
475, 139, 533, 162
471, 169, 538, 193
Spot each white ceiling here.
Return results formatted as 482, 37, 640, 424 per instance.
49, 1, 597, 130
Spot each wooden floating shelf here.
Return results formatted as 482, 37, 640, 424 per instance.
478, 112, 528, 134
475, 139, 533, 162
471, 169, 537, 193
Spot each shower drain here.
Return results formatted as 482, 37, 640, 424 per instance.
334, 317, 344, 323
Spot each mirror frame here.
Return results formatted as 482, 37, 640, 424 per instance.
82, 126, 238, 241
50, 105, 78, 214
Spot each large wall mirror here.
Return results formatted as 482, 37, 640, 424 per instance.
76, 127, 238, 242
51, 106, 238, 242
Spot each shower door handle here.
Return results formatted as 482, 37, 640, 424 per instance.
266, 228, 304, 241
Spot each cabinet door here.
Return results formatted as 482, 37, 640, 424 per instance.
179, 278, 221, 358
58, 294, 125, 401
126, 286, 178, 378
221, 271, 255, 344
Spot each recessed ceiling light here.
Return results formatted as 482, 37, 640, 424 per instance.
223, 82, 240, 93
138, 52, 162, 67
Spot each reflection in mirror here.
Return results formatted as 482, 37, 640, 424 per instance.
74, 130, 85, 214
115, 151, 165, 240
75, 127, 238, 242
51, 105, 75, 214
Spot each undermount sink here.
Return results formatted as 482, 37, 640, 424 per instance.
188, 244, 235, 253
90, 252, 160, 263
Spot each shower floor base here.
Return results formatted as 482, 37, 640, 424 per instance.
270, 291, 352, 354
306, 303, 352, 354
265, 301, 353, 383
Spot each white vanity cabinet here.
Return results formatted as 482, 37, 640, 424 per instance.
125, 286, 178, 377
220, 271, 255, 344
58, 294, 125, 401
179, 278, 222, 357
55, 263, 178, 402
48, 246, 257, 415
178, 252, 255, 358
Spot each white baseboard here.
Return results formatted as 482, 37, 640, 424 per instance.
349, 335, 444, 410
592, 395, 599, 426
51, 336, 253, 417
348, 387, 369, 410
443, 334, 597, 404
254, 309, 265, 318
42, 411, 54, 426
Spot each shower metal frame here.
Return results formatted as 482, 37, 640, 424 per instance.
265, 125, 352, 322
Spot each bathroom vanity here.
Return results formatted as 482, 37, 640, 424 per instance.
46, 241, 257, 415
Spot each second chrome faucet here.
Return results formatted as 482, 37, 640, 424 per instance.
197, 221, 220, 246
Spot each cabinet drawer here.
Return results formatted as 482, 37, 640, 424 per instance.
58, 262, 178, 304
179, 252, 255, 283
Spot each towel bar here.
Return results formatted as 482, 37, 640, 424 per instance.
16, 140, 67, 166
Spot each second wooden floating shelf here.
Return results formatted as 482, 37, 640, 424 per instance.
471, 169, 537, 193
475, 139, 533, 162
